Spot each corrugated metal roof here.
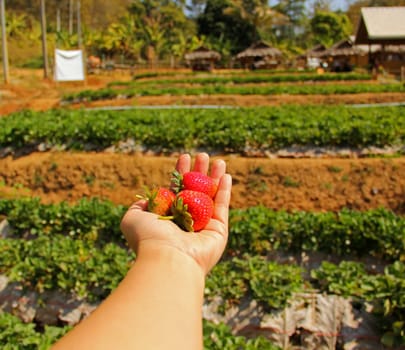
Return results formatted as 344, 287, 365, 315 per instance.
355, 7, 405, 44
362, 7, 405, 39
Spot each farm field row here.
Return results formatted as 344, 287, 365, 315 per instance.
0, 198, 403, 349
1, 69, 405, 115
60, 70, 404, 104
1, 106, 404, 154
64, 82, 405, 103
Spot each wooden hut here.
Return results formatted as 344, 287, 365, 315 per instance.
184, 46, 221, 72
235, 41, 283, 70
296, 44, 327, 69
321, 36, 368, 72
354, 7, 405, 75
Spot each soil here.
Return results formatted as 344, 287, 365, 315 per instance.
0, 69, 404, 214
0, 152, 404, 214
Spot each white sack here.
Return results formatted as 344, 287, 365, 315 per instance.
54, 49, 85, 81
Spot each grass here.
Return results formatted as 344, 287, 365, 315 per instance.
282, 176, 300, 188
327, 165, 343, 173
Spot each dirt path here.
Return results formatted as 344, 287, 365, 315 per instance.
1, 152, 404, 213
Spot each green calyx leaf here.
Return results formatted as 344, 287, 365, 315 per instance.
141, 186, 158, 212
171, 196, 194, 232
170, 170, 184, 194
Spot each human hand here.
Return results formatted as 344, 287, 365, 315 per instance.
120, 152, 232, 275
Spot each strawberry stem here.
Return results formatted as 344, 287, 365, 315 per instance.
158, 215, 174, 220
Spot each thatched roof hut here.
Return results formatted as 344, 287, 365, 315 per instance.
235, 41, 283, 69
296, 44, 327, 69
184, 46, 221, 71
300, 44, 327, 58
320, 37, 367, 72
323, 38, 365, 57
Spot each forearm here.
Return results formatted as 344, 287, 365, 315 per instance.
53, 245, 205, 350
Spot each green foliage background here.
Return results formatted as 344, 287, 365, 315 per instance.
5, 0, 405, 66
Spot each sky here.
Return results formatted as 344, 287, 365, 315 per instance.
330, 0, 351, 11
304, 0, 351, 12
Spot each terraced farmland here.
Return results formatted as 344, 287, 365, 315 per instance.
0, 69, 404, 349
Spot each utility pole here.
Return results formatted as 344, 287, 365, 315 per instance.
0, 0, 9, 84
56, 6, 61, 32
40, 0, 49, 79
56, 6, 60, 48
69, 0, 73, 35
77, 0, 81, 48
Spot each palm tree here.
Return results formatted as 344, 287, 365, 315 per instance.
130, 0, 195, 65
102, 15, 144, 61
6, 12, 27, 38
224, 0, 288, 42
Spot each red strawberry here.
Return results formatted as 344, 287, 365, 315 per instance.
171, 190, 214, 232
172, 171, 218, 199
145, 187, 176, 216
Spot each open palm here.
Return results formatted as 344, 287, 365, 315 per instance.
120, 153, 232, 275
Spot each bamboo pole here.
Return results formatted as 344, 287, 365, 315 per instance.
69, 0, 73, 35
40, 0, 49, 79
0, 0, 9, 84
77, 0, 81, 48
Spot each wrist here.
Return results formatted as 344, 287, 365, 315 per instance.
134, 242, 206, 289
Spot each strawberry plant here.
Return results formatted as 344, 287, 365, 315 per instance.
0, 312, 72, 350
62, 82, 404, 103
0, 195, 404, 347
203, 319, 281, 350
1, 198, 403, 259
228, 206, 404, 261
310, 260, 405, 347
0, 311, 281, 350
111, 72, 372, 88
206, 255, 305, 312
0, 235, 133, 300
1, 106, 404, 154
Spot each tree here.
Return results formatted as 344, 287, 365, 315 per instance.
223, 0, 288, 42
80, 0, 133, 30
5, 12, 27, 38
274, 0, 306, 27
273, 0, 307, 45
99, 15, 143, 60
128, 0, 195, 63
312, 0, 333, 13
7, 0, 133, 32
310, 11, 352, 47
197, 0, 257, 55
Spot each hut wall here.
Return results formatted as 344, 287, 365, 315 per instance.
381, 53, 405, 75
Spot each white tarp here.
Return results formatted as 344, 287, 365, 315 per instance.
54, 49, 85, 81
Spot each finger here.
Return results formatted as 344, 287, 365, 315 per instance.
209, 159, 226, 184
128, 199, 148, 211
175, 153, 191, 174
121, 200, 147, 233
212, 173, 232, 231
193, 152, 209, 174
